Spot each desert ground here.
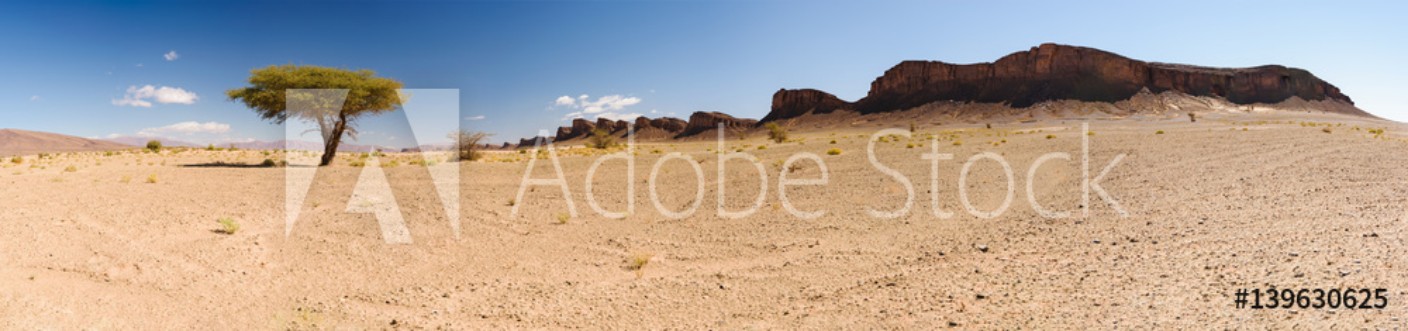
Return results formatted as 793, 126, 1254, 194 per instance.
2, 111, 1407, 329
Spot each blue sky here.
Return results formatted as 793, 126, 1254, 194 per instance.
1, 1, 1404, 147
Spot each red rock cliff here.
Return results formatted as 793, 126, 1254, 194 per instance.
767, 43, 1361, 122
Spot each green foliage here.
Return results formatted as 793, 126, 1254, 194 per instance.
145, 174, 158, 184
588, 128, 616, 149
217, 217, 240, 235
9, 156, 21, 164
826, 148, 842, 156
227, 65, 404, 166
1155, 130, 1165, 135
765, 122, 788, 143
146, 140, 162, 152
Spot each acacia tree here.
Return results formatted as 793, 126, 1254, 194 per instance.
227, 65, 403, 166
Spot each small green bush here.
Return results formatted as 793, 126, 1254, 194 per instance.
826, 148, 842, 156
146, 140, 162, 152
1155, 130, 1165, 135
217, 217, 240, 235
765, 122, 788, 143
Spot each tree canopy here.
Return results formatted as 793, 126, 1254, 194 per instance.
227, 65, 404, 166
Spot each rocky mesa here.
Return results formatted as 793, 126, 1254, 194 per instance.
768, 43, 1366, 122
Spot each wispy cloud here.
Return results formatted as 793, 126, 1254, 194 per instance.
29, 95, 40, 102
163, 50, 179, 61
464, 115, 486, 121
138, 121, 230, 136
112, 85, 199, 107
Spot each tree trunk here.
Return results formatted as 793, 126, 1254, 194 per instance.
318, 113, 349, 166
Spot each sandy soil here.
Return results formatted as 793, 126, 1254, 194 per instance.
2, 111, 1406, 329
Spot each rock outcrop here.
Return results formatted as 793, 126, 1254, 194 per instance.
515, 136, 550, 149
764, 88, 850, 123
634, 117, 688, 133
555, 116, 689, 141
596, 118, 630, 133
679, 111, 759, 137
765, 43, 1365, 122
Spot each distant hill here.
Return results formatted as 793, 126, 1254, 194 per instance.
0, 129, 133, 156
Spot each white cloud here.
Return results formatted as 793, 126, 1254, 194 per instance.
29, 95, 39, 102
112, 85, 198, 107
464, 115, 486, 121
164, 50, 179, 61
138, 121, 230, 136
554, 96, 575, 106
553, 94, 642, 121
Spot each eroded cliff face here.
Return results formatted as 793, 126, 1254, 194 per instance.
767, 43, 1360, 122
679, 111, 759, 137
635, 117, 688, 133
764, 89, 849, 123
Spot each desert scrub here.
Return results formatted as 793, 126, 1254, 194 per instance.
120, 175, 132, 183
1087, 130, 1095, 136
556, 213, 570, 225
145, 140, 162, 153
1322, 127, 1332, 134
217, 217, 240, 235
507, 198, 516, 206
829, 140, 837, 144
588, 128, 616, 149
952, 140, 962, 146
1155, 130, 1165, 135
9, 156, 21, 164
826, 148, 842, 156
1045, 134, 1055, 139
905, 143, 915, 149
261, 158, 278, 167
145, 174, 158, 184
757, 145, 767, 150
765, 122, 788, 143
627, 253, 653, 279
63, 165, 77, 172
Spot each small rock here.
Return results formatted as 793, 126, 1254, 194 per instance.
975, 244, 989, 253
